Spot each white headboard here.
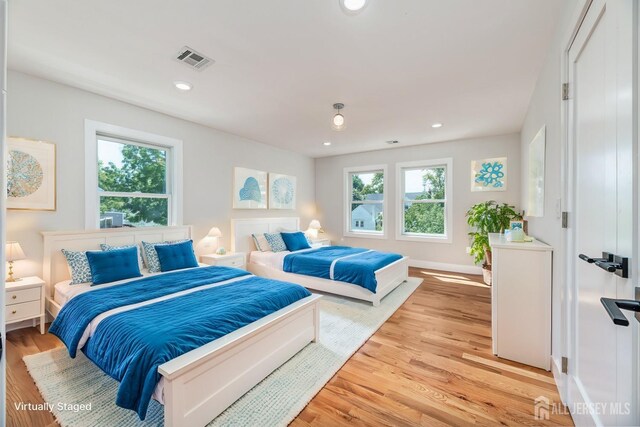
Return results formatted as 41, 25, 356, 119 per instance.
41, 226, 192, 298
231, 217, 300, 255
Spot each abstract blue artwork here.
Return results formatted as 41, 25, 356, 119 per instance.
269, 173, 296, 209
471, 157, 507, 192
239, 177, 262, 202
234, 167, 267, 209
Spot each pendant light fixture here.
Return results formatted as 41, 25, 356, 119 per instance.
332, 103, 346, 131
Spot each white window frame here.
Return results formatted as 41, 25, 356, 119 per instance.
343, 164, 388, 239
84, 120, 183, 229
396, 158, 453, 243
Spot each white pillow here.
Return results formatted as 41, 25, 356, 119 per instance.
252, 234, 272, 252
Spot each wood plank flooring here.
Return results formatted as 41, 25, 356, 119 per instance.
6, 268, 573, 426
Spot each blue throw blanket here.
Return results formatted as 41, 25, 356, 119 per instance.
283, 246, 403, 292
50, 267, 311, 419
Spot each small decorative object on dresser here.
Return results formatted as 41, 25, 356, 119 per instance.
6, 276, 46, 334
200, 252, 246, 269
7, 137, 57, 210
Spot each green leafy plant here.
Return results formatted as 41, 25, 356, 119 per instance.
466, 201, 518, 266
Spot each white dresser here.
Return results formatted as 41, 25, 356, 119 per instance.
489, 233, 552, 370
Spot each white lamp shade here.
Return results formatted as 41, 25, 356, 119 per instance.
6, 241, 26, 262
309, 220, 322, 230
207, 227, 223, 238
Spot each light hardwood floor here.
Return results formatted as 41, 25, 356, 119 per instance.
6, 268, 573, 426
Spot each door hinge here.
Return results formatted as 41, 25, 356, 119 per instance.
562, 83, 570, 100
561, 211, 569, 228
561, 356, 568, 374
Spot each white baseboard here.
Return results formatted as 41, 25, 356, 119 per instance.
408, 259, 482, 275
550, 355, 568, 403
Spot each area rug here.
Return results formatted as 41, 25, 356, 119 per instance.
23, 277, 422, 427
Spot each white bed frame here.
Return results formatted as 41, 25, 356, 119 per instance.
231, 217, 409, 306
41, 226, 322, 427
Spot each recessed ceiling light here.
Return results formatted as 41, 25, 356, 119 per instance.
174, 81, 193, 91
341, 0, 367, 12
432, 123, 443, 128
323, 142, 332, 146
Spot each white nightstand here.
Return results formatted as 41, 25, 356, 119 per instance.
6, 276, 46, 334
200, 252, 247, 270
309, 238, 331, 247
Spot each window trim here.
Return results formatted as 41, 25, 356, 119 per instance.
84, 120, 183, 229
343, 164, 388, 239
395, 158, 453, 243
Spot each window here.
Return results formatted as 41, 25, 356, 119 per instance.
396, 159, 453, 243
344, 165, 387, 238
85, 121, 183, 229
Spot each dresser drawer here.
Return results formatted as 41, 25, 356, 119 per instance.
217, 258, 245, 268
6, 287, 41, 305
6, 300, 41, 322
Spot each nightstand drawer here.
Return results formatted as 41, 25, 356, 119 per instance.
6, 287, 41, 305
6, 300, 41, 322
216, 258, 245, 268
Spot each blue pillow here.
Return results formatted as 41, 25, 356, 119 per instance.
86, 246, 143, 285
264, 233, 288, 252
281, 232, 312, 252
155, 240, 199, 272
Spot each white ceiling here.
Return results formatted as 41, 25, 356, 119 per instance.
8, 0, 565, 158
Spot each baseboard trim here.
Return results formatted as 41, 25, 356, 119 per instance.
408, 259, 482, 275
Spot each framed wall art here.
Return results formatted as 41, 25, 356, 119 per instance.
269, 173, 296, 210
7, 137, 56, 210
471, 157, 507, 192
527, 126, 546, 217
233, 167, 268, 209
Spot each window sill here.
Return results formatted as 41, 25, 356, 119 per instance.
344, 232, 387, 240
395, 233, 452, 244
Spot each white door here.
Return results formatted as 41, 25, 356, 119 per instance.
567, 0, 637, 425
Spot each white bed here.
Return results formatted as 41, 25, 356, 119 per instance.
42, 226, 321, 427
232, 217, 409, 306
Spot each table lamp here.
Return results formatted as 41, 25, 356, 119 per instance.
207, 227, 225, 254
6, 241, 26, 282
307, 220, 322, 239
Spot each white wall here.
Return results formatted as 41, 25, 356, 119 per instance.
6, 71, 316, 278
315, 133, 521, 271
519, 0, 579, 384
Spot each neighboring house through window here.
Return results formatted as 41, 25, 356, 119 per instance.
344, 165, 387, 238
85, 120, 183, 229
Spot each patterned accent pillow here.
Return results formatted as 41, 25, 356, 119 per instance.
142, 240, 188, 273
100, 243, 144, 271
252, 234, 272, 252
263, 233, 287, 252
61, 249, 93, 284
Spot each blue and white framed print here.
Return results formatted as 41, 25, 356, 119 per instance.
470, 157, 507, 192
7, 137, 56, 210
233, 167, 268, 209
269, 173, 296, 210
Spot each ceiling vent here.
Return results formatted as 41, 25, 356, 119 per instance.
175, 46, 214, 71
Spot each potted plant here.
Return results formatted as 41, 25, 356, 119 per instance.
466, 201, 518, 285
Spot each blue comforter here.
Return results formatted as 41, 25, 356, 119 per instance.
283, 246, 403, 292
49, 267, 311, 419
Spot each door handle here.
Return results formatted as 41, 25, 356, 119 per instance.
579, 252, 630, 278
579, 252, 612, 264
601, 288, 640, 326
